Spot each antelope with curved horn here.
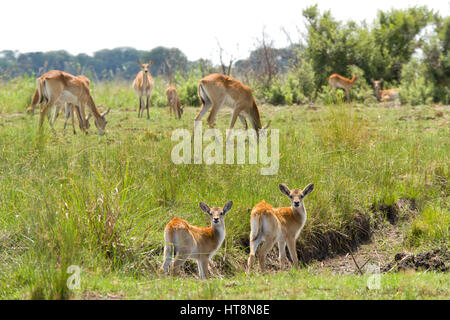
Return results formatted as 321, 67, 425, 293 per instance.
161, 200, 233, 279
328, 73, 358, 102
132, 60, 154, 119
248, 183, 314, 272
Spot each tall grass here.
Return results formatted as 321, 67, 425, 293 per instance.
0, 79, 448, 299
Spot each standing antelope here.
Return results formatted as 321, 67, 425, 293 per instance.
328, 73, 358, 102
248, 183, 314, 272
195, 73, 269, 135
132, 60, 154, 119
161, 201, 233, 279
32, 70, 110, 135
166, 85, 183, 119
371, 79, 399, 102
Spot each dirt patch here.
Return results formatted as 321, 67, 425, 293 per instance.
381, 249, 449, 273
372, 198, 417, 225
81, 291, 125, 300
296, 213, 371, 264
237, 213, 372, 270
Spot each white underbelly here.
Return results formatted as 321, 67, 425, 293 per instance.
58, 90, 79, 105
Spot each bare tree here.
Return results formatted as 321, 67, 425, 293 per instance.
254, 27, 279, 89
216, 39, 234, 76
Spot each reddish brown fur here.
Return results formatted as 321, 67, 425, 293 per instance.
371, 79, 399, 102
133, 61, 154, 119
195, 73, 268, 134
34, 70, 109, 134
328, 73, 358, 102
161, 201, 233, 279
166, 85, 183, 119
248, 184, 314, 272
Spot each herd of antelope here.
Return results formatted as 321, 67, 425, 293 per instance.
26, 62, 397, 278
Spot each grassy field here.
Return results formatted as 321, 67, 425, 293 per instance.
0, 77, 448, 299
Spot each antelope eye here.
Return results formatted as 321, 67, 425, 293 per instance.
289, 195, 293, 199
220, 212, 224, 215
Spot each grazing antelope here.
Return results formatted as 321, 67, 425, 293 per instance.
195, 73, 269, 135
248, 183, 314, 272
51, 102, 91, 134
371, 78, 399, 102
32, 70, 110, 135
161, 201, 233, 279
166, 85, 183, 119
50, 75, 92, 134
328, 73, 358, 102
132, 60, 154, 119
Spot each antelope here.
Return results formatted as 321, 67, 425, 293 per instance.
328, 73, 358, 102
161, 200, 233, 279
195, 73, 270, 136
132, 60, 154, 119
166, 85, 183, 119
32, 70, 110, 135
247, 183, 314, 272
51, 102, 91, 134
50, 75, 92, 134
371, 78, 399, 102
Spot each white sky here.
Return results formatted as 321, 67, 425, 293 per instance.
2, 0, 448, 64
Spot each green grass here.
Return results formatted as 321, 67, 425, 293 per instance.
0, 78, 448, 299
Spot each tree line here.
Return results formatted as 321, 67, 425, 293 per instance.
0, 5, 448, 104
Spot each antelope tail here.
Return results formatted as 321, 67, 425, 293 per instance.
250, 213, 264, 242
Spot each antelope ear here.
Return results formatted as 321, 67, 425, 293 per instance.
379, 78, 384, 83
303, 183, 314, 196
222, 201, 233, 215
370, 78, 374, 83
137, 60, 143, 67
199, 202, 211, 215
148, 60, 154, 66
279, 184, 291, 197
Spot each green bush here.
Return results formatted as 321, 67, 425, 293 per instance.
399, 59, 434, 105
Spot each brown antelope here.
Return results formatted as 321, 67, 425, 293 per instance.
166, 85, 183, 119
32, 70, 110, 135
371, 78, 399, 102
195, 73, 270, 135
132, 60, 154, 119
50, 75, 92, 134
248, 183, 314, 272
51, 102, 91, 134
161, 201, 233, 279
328, 73, 358, 102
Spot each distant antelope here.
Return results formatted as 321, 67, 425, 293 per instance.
32, 70, 110, 135
166, 85, 183, 119
328, 73, 358, 102
371, 78, 399, 102
248, 183, 314, 272
29, 74, 91, 132
195, 73, 270, 135
132, 60, 154, 119
50, 75, 92, 134
161, 201, 233, 279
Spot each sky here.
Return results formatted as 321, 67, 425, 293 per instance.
1, 0, 449, 64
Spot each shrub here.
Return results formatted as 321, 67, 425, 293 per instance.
399, 59, 434, 105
